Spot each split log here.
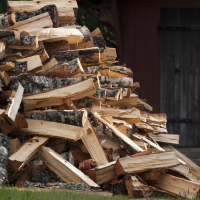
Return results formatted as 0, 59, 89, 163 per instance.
49, 47, 100, 66
157, 173, 200, 199
0, 123, 14, 134
115, 152, 180, 175
70, 39, 94, 50
7, 13, 53, 31
106, 47, 117, 60
0, 62, 15, 71
9, 138, 21, 156
79, 159, 97, 172
0, 14, 16, 29
3, 53, 23, 62
9, 136, 49, 172
0, 71, 10, 87
25, 27, 84, 44
22, 78, 96, 111
94, 112, 143, 153
92, 106, 140, 123
125, 175, 153, 198
0, 133, 9, 186
137, 98, 153, 111
7, 61, 27, 75
0, 40, 6, 60
44, 41, 69, 54
32, 48, 49, 63
38, 146, 99, 188
86, 161, 116, 185
91, 28, 102, 38
149, 133, 179, 145
169, 164, 190, 178
2, 35, 39, 50
15, 4, 59, 28
93, 35, 106, 53
36, 58, 84, 78
5, 82, 24, 124
100, 76, 133, 88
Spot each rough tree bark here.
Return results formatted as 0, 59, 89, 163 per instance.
0, 133, 9, 186
1, 35, 37, 45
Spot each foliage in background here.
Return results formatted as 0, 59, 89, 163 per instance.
0, 0, 7, 14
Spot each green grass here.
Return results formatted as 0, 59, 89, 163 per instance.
0, 187, 199, 200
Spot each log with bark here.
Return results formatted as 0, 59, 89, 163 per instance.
0, 14, 16, 29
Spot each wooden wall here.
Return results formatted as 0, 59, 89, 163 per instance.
111, 0, 200, 113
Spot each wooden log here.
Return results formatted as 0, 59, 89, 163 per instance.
0, 40, 6, 60
49, 47, 100, 66
3, 53, 23, 62
13, 113, 28, 129
0, 13, 16, 29
5, 82, 24, 124
115, 152, 180, 175
148, 133, 179, 145
25, 27, 84, 44
9, 136, 49, 173
7, 61, 27, 75
0, 133, 9, 186
22, 78, 96, 111
15, 4, 59, 28
137, 98, 153, 111
44, 41, 69, 54
106, 47, 117, 60
36, 58, 84, 78
169, 164, 190, 178
93, 112, 143, 153
0, 62, 15, 71
125, 175, 153, 198
86, 161, 116, 185
32, 47, 49, 63
100, 76, 133, 88
78, 112, 109, 166
38, 146, 99, 188
91, 28, 102, 38
92, 106, 140, 123
157, 173, 200, 199
0, 123, 14, 134
70, 39, 94, 50
9, 138, 21, 156
0, 71, 10, 87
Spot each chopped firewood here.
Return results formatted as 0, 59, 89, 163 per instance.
94, 112, 143, 152
38, 146, 99, 188
79, 159, 98, 172
102, 114, 113, 125
115, 152, 180, 175
169, 164, 190, 178
0, 71, 10, 87
0, 62, 15, 71
13, 113, 28, 129
156, 173, 200, 199
9, 138, 21, 156
46, 138, 66, 154
0, 40, 6, 60
9, 136, 49, 172
137, 98, 153, 111
33, 48, 49, 63
106, 47, 117, 60
92, 106, 140, 123
25, 27, 84, 44
125, 175, 153, 198
44, 41, 69, 54
149, 133, 179, 145
115, 123, 127, 135
86, 161, 116, 185
5, 82, 24, 124
0, 13, 16, 29
0, 123, 14, 134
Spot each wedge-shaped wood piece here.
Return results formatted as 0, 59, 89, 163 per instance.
100, 76, 133, 88
38, 146, 99, 188
149, 133, 179, 145
137, 98, 153, 111
86, 161, 116, 185
125, 175, 153, 198
162, 144, 200, 181
94, 112, 143, 153
92, 106, 140, 123
106, 47, 117, 60
0, 62, 15, 71
9, 136, 49, 172
115, 152, 180, 175
5, 82, 24, 123
16, 55, 42, 72
20, 119, 83, 140
79, 112, 108, 166
8, 13, 53, 31
25, 27, 84, 44
22, 79, 96, 111
9, 138, 21, 156
157, 173, 200, 199
0, 71, 10, 87
0, 40, 6, 60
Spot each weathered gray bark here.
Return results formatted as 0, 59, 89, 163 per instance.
44, 41, 69, 55
15, 4, 59, 28
24, 110, 84, 127
2, 35, 37, 45
36, 59, 80, 78
106, 89, 119, 98
84, 67, 99, 74
0, 133, 9, 186
92, 88, 106, 99
93, 35, 106, 52
0, 14, 15, 29
77, 26, 91, 42
7, 61, 27, 75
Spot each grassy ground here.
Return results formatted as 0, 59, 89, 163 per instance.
0, 187, 198, 200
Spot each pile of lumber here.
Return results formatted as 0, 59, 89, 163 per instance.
0, 0, 200, 199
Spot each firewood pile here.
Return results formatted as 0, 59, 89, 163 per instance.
0, 0, 200, 199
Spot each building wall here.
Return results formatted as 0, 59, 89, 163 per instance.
111, 0, 200, 113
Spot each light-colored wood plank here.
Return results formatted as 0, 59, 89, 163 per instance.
106, 47, 117, 60
149, 133, 179, 145
0, 62, 15, 71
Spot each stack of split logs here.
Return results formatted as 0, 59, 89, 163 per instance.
0, 0, 200, 199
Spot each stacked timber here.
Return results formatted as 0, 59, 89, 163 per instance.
0, 0, 200, 199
